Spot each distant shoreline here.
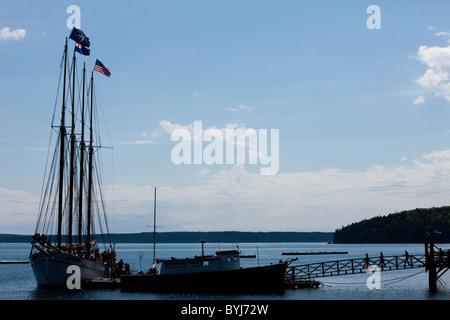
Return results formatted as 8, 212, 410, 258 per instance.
0, 231, 334, 244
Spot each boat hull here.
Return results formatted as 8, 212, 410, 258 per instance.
120, 262, 287, 293
29, 248, 106, 288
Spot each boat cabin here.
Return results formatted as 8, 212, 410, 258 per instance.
156, 250, 240, 275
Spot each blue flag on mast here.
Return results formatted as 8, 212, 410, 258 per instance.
75, 42, 90, 56
69, 27, 90, 47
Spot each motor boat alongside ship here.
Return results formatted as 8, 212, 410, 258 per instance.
120, 190, 288, 293
120, 246, 288, 293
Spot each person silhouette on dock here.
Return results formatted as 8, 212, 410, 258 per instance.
404, 251, 410, 268
364, 253, 370, 268
110, 265, 116, 279
379, 252, 385, 269
117, 259, 124, 276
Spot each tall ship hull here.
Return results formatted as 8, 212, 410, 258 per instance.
30, 249, 106, 287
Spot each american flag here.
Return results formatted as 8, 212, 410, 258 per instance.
94, 59, 111, 77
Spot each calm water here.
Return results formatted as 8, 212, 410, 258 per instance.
1, 242, 449, 300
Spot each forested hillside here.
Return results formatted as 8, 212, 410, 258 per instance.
333, 206, 450, 243
0, 231, 333, 243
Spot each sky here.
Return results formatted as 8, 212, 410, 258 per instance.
2, 1, 450, 234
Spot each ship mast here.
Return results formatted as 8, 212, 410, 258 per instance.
153, 187, 157, 265
68, 49, 76, 245
87, 71, 94, 244
57, 39, 68, 248
78, 62, 86, 244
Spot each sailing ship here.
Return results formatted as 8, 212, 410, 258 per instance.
29, 33, 115, 287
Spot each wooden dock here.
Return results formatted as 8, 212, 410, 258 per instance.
84, 277, 121, 289
282, 251, 348, 256
284, 279, 321, 289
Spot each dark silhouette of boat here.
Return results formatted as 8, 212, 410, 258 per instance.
121, 249, 287, 293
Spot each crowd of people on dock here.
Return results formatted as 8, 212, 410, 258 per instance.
363, 251, 410, 269
108, 258, 130, 278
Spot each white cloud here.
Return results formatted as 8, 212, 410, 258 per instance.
120, 139, 155, 145
150, 130, 162, 138
435, 31, 450, 37
119, 132, 162, 145
105, 148, 450, 232
413, 95, 425, 105
6, 147, 450, 233
159, 120, 245, 140
159, 120, 266, 163
226, 104, 254, 112
0, 27, 26, 41
415, 45, 450, 101
0, 188, 38, 233
421, 149, 450, 161
159, 120, 194, 135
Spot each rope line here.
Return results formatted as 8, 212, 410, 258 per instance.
319, 269, 426, 286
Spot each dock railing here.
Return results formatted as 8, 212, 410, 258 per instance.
285, 253, 427, 281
